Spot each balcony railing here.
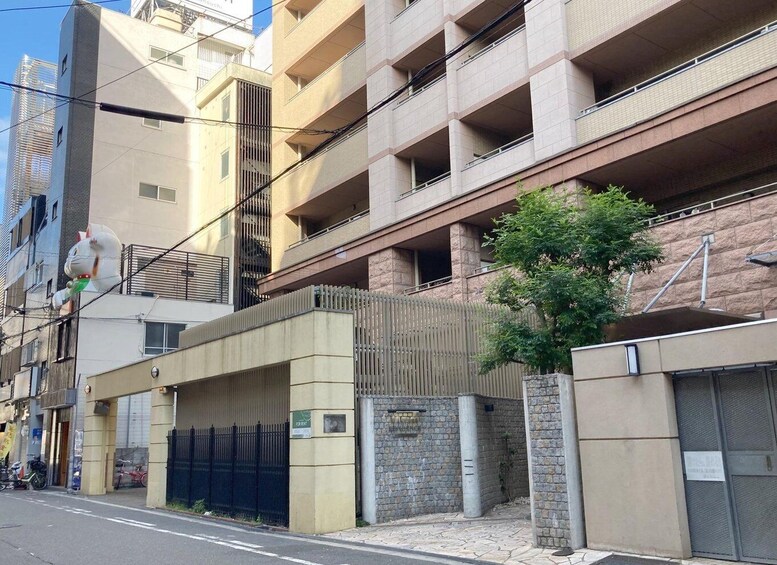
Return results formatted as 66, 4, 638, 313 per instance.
404, 275, 453, 294
648, 181, 777, 226
399, 171, 451, 199
464, 133, 533, 169
459, 24, 526, 68
396, 74, 446, 107
580, 20, 777, 117
122, 244, 230, 304
289, 209, 370, 249
289, 41, 365, 102
469, 263, 503, 276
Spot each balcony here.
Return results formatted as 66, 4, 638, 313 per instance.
565, 0, 679, 52
282, 0, 364, 74
461, 133, 534, 193
279, 125, 369, 212
393, 75, 447, 148
390, 0, 444, 61
457, 25, 528, 114
396, 171, 452, 221
122, 245, 230, 304
282, 211, 370, 268
285, 42, 366, 128
576, 21, 777, 144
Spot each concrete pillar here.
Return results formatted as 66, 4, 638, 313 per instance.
458, 395, 482, 518
523, 373, 585, 550
359, 397, 377, 524
450, 223, 481, 301
146, 387, 174, 508
288, 314, 355, 534
368, 247, 415, 294
81, 399, 117, 496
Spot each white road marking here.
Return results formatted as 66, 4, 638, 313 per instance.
112, 517, 155, 527
36, 492, 471, 564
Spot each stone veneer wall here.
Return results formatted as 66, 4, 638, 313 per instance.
630, 193, 777, 316
475, 396, 530, 510
523, 373, 585, 550
371, 396, 462, 522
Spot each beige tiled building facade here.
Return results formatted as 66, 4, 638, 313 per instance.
266, 0, 777, 315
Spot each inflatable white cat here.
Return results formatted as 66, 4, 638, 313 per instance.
52, 224, 123, 309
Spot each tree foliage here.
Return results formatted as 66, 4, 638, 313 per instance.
480, 185, 664, 375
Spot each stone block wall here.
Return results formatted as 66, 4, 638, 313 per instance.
630, 193, 777, 316
371, 396, 462, 522
475, 396, 530, 510
523, 373, 584, 550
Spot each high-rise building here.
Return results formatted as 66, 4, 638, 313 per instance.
1, 57, 57, 301
263, 0, 777, 322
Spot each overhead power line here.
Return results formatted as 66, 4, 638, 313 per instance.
0, 0, 287, 136
0, 0, 532, 344
0, 0, 121, 13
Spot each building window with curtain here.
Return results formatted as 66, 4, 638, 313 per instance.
144, 322, 186, 355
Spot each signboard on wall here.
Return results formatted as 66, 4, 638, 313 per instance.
684, 451, 726, 482
131, 0, 253, 25
291, 410, 311, 439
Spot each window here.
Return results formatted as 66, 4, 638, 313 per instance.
142, 117, 161, 129
139, 182, 176, 203
149, 46, 184, 68
220, 150, 229, 179
32, 262, 44, 286
46, 279, 53, 298
56, 318, 73, 361
61, 55, 68, 76
144, 322, 186, 355
52, 201, 58, 220
57, 127, 63, 146
221, 94, 230, 121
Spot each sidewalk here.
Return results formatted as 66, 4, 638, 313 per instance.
326, 500, 610, 565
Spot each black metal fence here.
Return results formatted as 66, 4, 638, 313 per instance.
122, 244, 230, 304
166, 423, 289, 526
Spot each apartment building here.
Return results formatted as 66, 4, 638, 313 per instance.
265, 0, 777, 321
0, 1, 271, 485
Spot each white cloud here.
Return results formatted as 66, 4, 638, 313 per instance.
0, 116, 8, 221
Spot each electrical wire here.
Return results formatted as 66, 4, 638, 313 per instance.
0, 0, 121, 13
0, 0, 532, 344
0, 0, 287, 136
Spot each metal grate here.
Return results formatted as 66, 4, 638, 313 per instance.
731, 475, 777, 562
675, 375, 719, 451
122, 244, 229, 304
719, 371, 775, 452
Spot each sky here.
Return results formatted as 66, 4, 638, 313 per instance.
0, 0, 273, 217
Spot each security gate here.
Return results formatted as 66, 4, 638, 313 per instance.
674, 368, 777, 564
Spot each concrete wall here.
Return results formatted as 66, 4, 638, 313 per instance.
571, 318, 777, 558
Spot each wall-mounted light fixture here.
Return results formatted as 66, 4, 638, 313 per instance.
84, 384, 91, 395
150, 366, 160, 379
625, 344, 640, 376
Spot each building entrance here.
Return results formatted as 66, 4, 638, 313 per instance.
674, 368, 777, 564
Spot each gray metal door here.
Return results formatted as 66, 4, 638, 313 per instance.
675, 368, 777, 564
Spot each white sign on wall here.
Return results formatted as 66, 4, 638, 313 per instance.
683, 451, 726, 482
131, 0, 253, 25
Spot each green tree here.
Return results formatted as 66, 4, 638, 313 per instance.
480, 185, 663, 375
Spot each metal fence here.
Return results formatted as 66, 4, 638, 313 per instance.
181, 285, 528, 399
166, 423, 289, 526
122, 244, 230, 304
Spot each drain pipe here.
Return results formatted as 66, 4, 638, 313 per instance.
643, 239, 707, 313
699, 236, 712, 308
621, 272, 635, 315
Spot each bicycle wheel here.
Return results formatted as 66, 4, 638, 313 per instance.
114, 473, 123, 490
140, 473, 147, 488
30, 473, 47, 490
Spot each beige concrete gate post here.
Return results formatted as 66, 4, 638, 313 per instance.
81, 399, 118, 495
147, 387, 174, 508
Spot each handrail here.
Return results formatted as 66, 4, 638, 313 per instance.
648, 181, 777, 226
289, 41, 365, 102
399, 171, 451, 198
285, 0, 325, 36
393, 0, 423, 21
291, 124, 367, 170
464, 133, 533, 169
459, 24, 526, 69
579, 20, 777, 117
395, 74, 446, 108
288, 210, 369, 249
404, 275, 453, 294
469, 263, 503, 276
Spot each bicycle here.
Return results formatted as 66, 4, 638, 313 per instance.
114, 459, 147, 489
0, 458, 48, 491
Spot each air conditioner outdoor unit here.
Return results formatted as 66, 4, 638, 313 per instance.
21, 340, 39, 367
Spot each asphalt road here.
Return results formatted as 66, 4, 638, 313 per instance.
0, 490, 475, 565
